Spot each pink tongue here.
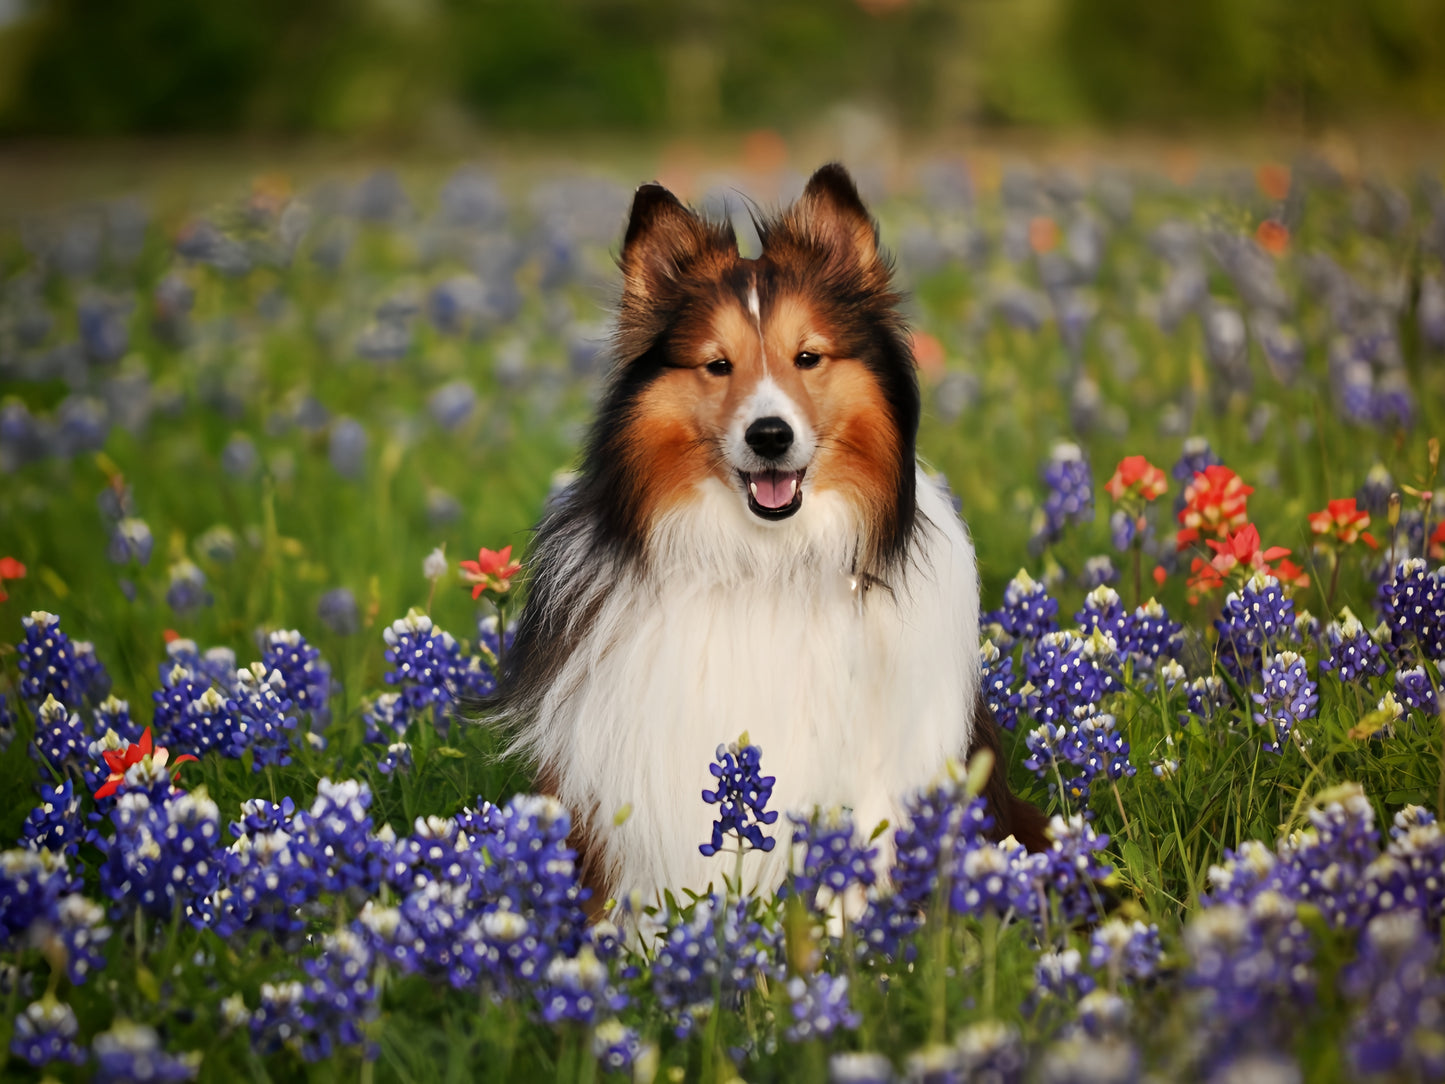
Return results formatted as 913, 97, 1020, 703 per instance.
752, 471, 797, 509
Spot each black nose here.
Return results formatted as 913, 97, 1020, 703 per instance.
745, 416, 794, 460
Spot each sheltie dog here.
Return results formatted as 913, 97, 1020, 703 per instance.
495, 163, 1045, 910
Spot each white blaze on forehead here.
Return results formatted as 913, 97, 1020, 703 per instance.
747, 276, 768, 374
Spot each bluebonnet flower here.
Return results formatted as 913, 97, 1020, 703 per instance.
1216, 573, 1295, 681
378, 742, 413, 775
1203, 840, 1284, 907
981, 641, 1022, 731
1341, 910, 1445, 1080
1386, 806, 1445, 922
1075, 989, 1131, 1038
363, 692, 409, 744
1033, 442, 1094, 550
194, 524, 236, 565
263, 629, 332, 726
952, 1023, 1025, 1084
77, 296, 129, 363
32, 694, 88, 770
0, 694, 14, 753
1355, 463, 1394, 518
1318, 607, 1387, 683
828, 1051, 895, 1083
856, 785, 995, 961
328, 416, 369, 477
1032, 815, 1114, 924
1278, 784, 1379, 929
17, 611, 105, 710
468, 795, 591, 962
788, 808, 877, 901
700, 738, 779, 857
1376, 558, 1445, 665
1184, 893, 1315, 1067
1172, 436, 1220, 496
107, 517, 153, 565
249, 980, 312, 1056
649, 893, 782, 1039
170, 685, 243, 758
1025, 709, 1134, 804
72, 639, 110, 701
306, 778, 384, 897
53, 893, 110, 984
354, 899, 422, 973
1029, 947, 1096, 1014
10, 997, 86, 1067
90, 696, 142, 757
234, 662, 299, 768
208, 810, 320, 938
298, 928, 379, 1061
220, 434, 259, 480
382, 610, 466, 721
1037, 1034, 1139, 1084
1110, 508, 1140, 552
1075, 586, 1130, 649
983, 569, 1060, 644
92, 1020, 200, 1083
1082, 554, 1120, 589
1121, 599, 1182, 667
1251, 652, 1318, 754
477, 613, 516, 663
427, 380, 477, 430
21, 779, 83, 856
1184, 675, 1227, 723
1293, 608, 1320, 644
536, 945, 627, 1024
785, 973, 861, 1041
592, 1019, 646, 1074
159, 639, 237, 693
951, 836, 1037, 918
98, 788, 223, 919
1394, 665, 1439, 716
1024, 630, 1120, 728
164, 560, 211, 615
1, 846, 78, 948
317, 587, 360, 636
1088, 919, 1162, 988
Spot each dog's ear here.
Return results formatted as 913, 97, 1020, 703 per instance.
620, 184, 735, 306
791, 163, 881, 271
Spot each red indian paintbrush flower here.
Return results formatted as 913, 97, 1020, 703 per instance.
1104, 456, 1168, 502
1177, 466, 1254, 549
93, 727, 198, 800
0, 556, 25, 603
458, 545, 523, 600
1307, 498, 1378, 549
1186, 522, 1310, 602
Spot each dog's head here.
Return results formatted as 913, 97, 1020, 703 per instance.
587, 163, 919, 574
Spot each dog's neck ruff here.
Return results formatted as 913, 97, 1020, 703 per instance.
515, 467, 981, 909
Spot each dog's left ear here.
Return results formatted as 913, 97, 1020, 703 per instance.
791, 163, 882, 271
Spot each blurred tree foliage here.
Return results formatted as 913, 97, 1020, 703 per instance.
0, 0, 1441, 136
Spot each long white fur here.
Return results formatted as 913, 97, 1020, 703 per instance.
514, 463, 980, 907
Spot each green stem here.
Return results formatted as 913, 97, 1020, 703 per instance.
982, 911, 1000, 1019
1111, 780, 1134, 841
1132, 540, 1143, 610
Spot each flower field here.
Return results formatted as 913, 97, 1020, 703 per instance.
2, 151, 1445, 1083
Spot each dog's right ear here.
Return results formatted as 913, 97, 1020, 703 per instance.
620, 184, 736, 307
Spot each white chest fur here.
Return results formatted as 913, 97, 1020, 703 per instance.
520, 467, 980, 905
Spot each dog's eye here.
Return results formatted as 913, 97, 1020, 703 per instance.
794, 352, 822, 370
705, 358, 733, 376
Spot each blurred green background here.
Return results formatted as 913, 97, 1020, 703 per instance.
0, 0, 1442, 138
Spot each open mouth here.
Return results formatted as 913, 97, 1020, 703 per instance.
740, 468, 805, 520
